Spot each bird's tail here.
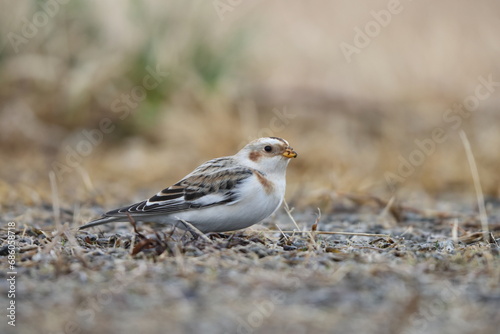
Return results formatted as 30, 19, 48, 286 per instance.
78, 216, 122, 230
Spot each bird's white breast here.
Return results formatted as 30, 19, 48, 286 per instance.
173, 172, 285, 232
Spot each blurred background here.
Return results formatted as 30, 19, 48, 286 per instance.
1, 0, 500, 214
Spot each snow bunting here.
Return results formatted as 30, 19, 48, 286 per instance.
79, 137, 297, 233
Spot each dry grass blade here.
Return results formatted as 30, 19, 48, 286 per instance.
273, 231, 390, 238
49, 171, 61, 230
380, 196, 396, 218
458, 231, 494, 244
63, 225, 89, 268
452, 219, 459, 243
312, 208, 321, 232
283, 200, 317, 247
459, 130, 490, 243
76, 165, 95, 194
179, 219, 213, 243
274, 223, 289, 242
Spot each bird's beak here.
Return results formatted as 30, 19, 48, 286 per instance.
283, 147, 297, 158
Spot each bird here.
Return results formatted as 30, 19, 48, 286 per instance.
79, 137, 297, 233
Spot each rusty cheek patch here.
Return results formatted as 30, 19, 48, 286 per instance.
249, 151, 262, 162
254, 171, 274, 194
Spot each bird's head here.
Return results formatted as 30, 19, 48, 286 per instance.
236, 137, 297, 174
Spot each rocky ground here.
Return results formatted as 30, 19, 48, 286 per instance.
1, 195, 499, 334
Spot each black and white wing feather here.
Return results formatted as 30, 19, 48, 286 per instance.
79, 157, 254, 229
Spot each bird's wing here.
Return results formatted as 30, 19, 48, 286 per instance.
104, 157, 254, 217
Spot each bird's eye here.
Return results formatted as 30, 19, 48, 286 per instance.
264, 145, 273, 152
